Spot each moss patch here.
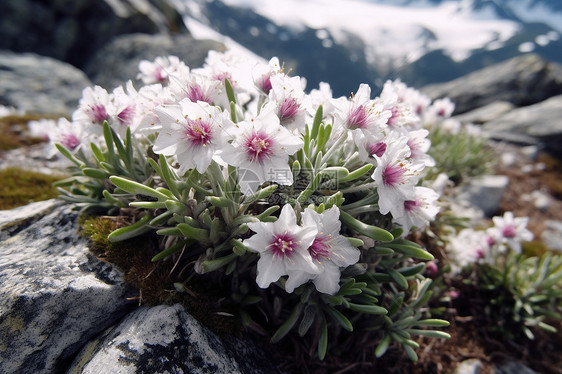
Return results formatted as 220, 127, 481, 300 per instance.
0, 114, 57, 151
0, 167, 61, 210
78, 215, 241, 337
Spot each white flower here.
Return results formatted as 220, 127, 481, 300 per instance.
487, 212, 534, 254
72, 85, 113, 135
393, 186, 440, 234
169, 70, 222, 106
48, 118, 89, 159
153, 100, 232, 174
137, 55, 187, 85
308, 82, 348, 125
406, 129, 435, 167
220, 104, 303, 194
423, 97, 455, 125
244, 204, 319, 292
28, 118, 57, 142
333, 84, 390, 141
268, 74, 309, 133
286, 206, 361, 295
378, 80, 421, 130
447, 228, 490, 273
371, 136, 425, 216
252, 57, 281, 95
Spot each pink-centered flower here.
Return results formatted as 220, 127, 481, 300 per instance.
153, 100, 232, 174
253, 57, 281, 94
220, 104, 303, 194
285, 207, 361, 295
244, 204, 319, 292
371, 136, 426, 216
137, 56, 187, 85
393, 186, 440, 233
487, 212, 534, 254
268, 74, 309, 133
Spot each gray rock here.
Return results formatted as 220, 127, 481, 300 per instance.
84, 33, 226, 90
0, 203, 133, 374
0, 0, 188, 69
422, 54, 562, 114
454, 359, 483, 374
458, 175, 510, 217
541, 220, 562, 252
494, 361, 537, 374
453, 101, 515, 125
0, 51, 92, 115
482, 95, 562, 154
69, 304, 282, 374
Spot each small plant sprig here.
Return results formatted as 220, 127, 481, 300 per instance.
52, 51, 454, 361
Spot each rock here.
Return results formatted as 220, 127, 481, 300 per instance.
453, 101, 515, 125
0, 142, 72, 177
482, 95, 562, 155
422, 54, 562, 114
494, 361, 537, 374
0, 202, 134, 374
0, 51, 92, 115
69, 304, 283, 374
541, 220, 562, 252
454, 359, 483, 374
84, 33, 226, 90
458, 175, 510, 217
0, 0, 188, 69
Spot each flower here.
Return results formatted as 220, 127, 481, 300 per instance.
371, 136, 425, 216
244, 204, 319, 292
487, 211, 534, 254
153, 99, 232, 174
268, 74, 309, 133
137, 55, 187, 85
334, 84, 390, 141
252, 57, 281, 95
287, 206, 361, 295
220, 104, 303, 194
72, 85, 112, 135
446, 228, 490, 273
393, 186, 440, 233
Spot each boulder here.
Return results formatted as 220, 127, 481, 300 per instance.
69, 304, 282, 374
541, 220, 562, 252
482, 95, 562, 155
422, 54, 562, 114
0, 200, 282, 374
0, 201, 134, 374
0, 51, 92, 115
453, 101, 514, 125
0, 0, 188, 69
84, 33, 226, 90
457, 175, 510, 217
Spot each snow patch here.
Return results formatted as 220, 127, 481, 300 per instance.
217, 0, 519, 64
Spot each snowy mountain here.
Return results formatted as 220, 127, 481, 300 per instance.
172, 0, 562, 95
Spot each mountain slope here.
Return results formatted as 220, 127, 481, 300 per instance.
174, 0, 562, 94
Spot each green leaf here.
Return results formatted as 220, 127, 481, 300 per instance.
298, 304, 317, 336
200, 253, 238, 273
415, 319, 450, 327
206, 196, 235, 208
389, 243, 434, 260
130, 201, 167, 209
375, 334, 392, 358
346, 237, 364, 247
108, 213, 152, 242
402, 344, 418, 362
407, 329, 451, 339
387, 292, 405, 317
323, 306, 353, 332
397, 263, 426, 277
224, 77, 237, 105
318, 316, 328, 360
271, 303, 304, 343
338, 163, 373, 183
177, 223, 210, 242
339, 210, 394, 242
151, 240, 191, 262
388, 268, 409, 290
230, 239, 248, 256
373, 246, 394, 255
310, 105, 323, 139
55, 143, 83, 167
110, 176, 169, 201
348, 303, 387, 315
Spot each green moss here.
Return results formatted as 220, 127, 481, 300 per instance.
0, 167, 61, 210
78, 216, 241, 336
522, 240, 552, 258
0, 114, 58, 151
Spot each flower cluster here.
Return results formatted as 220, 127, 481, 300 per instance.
51, 50, 454, 361
446, 211, 534, 272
